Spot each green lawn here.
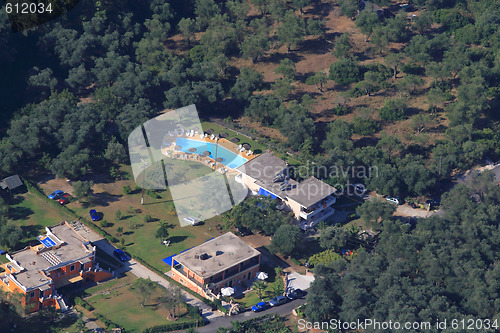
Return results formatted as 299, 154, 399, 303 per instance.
6, 192, 68, 248
68, 168, 226, 272
86, 279, 195, 332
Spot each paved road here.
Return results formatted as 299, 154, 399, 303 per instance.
194, 298, 307, 333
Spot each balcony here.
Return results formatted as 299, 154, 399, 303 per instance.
300, 206, 336, 230
300, 195, 336, 220
173, 265, 203, 288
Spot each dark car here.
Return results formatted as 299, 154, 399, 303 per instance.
48, 190, 64, 200
269, 295, 288, 307
89, 209, 101, 221
286, 288, 307, 300
251, 301, 268, 312
58, 194, 71, 205
237, 227, 252, 237
113, 248, 128, 262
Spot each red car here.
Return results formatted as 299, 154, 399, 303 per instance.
58, 194, 71, 205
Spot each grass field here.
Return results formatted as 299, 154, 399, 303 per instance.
66, 168, 228, 272
6, 192, 69, 248
85, 275, 194, 332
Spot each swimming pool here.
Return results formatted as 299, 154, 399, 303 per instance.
40, 237, 56, 248
175, 138, 248, 168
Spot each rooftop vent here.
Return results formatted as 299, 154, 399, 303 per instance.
200, 253, 209, 260
194, 254, 200, 259
216, 250, 223, 256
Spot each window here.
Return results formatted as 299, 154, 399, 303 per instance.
70, 264, 75, 272
248, 272, 251, 280
30, 291, 35, 298
180, 278, 184, 284
172, 273, 175, 277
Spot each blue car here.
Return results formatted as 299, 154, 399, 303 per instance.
89, 209, 101, 221
113, 249, 128, 262
251, 301, 268, 312
48, 190, 64, 200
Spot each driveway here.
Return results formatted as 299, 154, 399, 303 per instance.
287, 272, 314, 291
194, 297, 307, 333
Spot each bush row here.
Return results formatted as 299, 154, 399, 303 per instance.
142, 318, 205, 333
74, 296, 94, 311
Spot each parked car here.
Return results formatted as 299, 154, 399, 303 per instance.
251, 301, 269, 312
183, 217, 202, 225
269, 295, 288, 307
113, 248, 128, 262
48, 190, 64, 200
237, 226, 252, 236
58, 194, 71, 205
89, 209, 101, 221
287, 288, 307, 300
385, 196, 401, 205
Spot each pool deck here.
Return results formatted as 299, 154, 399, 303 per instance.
161, 134, 258, 173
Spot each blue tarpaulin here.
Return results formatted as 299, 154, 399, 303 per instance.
162, 237, 215, 266
258, 187, 277, 199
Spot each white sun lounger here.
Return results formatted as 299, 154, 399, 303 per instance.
239, 147, 245, 152
190, 129, 194, 136
246, 150, 251, 156
200, 133, 204, 139
238, 144, 242, 149
210, 134, 215, 140
180, 128, 185, 135
168, 131, 174, 137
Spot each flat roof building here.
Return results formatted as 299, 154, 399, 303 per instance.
0, 221, 113, 312
171, 232, 260, 299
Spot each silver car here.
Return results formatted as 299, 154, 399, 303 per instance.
269, 295, 288, 307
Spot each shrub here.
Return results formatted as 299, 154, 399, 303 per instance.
100, 220, 110, 228
352, 117, 379, 135
332, 104, 349, 115
122, 185, 131, 195
329, 58, 362, 85
115, 210, 122, 220
378, 99, 407, 121
401, 62, 425, 75
117, 226, 123, 234
143, 214, 153, 223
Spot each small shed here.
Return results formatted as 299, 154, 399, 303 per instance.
0, 175, 25, 197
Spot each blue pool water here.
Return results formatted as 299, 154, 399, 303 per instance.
175, 138, 248, 168
40, 237, 56, 248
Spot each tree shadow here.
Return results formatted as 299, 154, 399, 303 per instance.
168, 235, 188, 244
8, 206, 34, 221
259, 52, 304, 64
9, 195, 25, 205
123, 231, 134, 236
91, 192, 122, 207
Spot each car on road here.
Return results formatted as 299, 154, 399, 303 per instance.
286, 288, 307, 300
89, 209, 101, 221
48, 190, 64, 200
386, 196, 401, 205
183, 217, 202, 226
251, 301, 269, 312
113, 248, 128, 262
58, 194, 71, 205
269, 295, 288, 307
